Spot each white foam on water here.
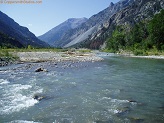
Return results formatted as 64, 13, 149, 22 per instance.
100, 96, 128, 103
70, 82, 77, 86
107, 107, 126, 114
0, 79, 10, 85
100, 96, 129, 114
101, 97, 111, 100
111, 98, 129, 103
0, 79, 43, 115
12, 84, 32, 91
8, 120, 42, 123
95, 66, 102, 70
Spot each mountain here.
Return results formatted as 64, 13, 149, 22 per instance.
0, 32, 24, 48
51, 0, 134, 48
0, 11, 49, 48
38, 18, 88, 46
42, 0, 163, 49
69, 0, 164, 49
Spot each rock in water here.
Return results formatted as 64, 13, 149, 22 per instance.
35, 68, 48, 72
128, 100, 137, 103
33, 95, 45, 101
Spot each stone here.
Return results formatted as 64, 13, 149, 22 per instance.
35, 67, 48, 72
128, 100, 137, 103
33, 95, 45, 101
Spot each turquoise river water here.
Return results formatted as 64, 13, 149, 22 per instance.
0, 53, 164, 123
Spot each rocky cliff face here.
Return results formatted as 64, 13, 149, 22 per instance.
73, 0, 164, 49
0, 11, 49, 48
38, 18, 88, 46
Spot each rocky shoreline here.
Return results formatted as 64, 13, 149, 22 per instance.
13, 51, 104, 62
1, 51, 164, 67
0, 57, 16, 67
0, 51, 103, 67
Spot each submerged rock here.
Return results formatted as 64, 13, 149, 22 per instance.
128, 100, 146, 106
129, 117, 144, 123
116, 106, 131, 116
158, 106, 164, 111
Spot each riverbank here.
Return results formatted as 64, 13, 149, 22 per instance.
0, 50, 103, 67
12, 51, 103, 62
1, 50, 164, 67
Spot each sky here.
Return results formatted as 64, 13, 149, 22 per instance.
0, 0, 120, 36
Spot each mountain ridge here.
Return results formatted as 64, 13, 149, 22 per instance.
38, 18, 88, 46
69, 0, 164, 49
0, 11, 49, 48
39, 0, 134, 48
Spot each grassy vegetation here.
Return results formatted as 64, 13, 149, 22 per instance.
0, 47, 67, 52
0, 49, 19, 61
78, 48, 91, 53
0, 49, 12, 57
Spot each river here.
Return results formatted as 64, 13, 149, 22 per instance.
0, 53, 164, 123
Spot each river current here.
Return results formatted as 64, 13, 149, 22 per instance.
0, 53, 164, 123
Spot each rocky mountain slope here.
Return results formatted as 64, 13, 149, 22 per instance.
42, 0, 163, 49
73, 0, 164, 49
52, 0, 135, 48
0, 11, 49, 48
38, 18, 88, 46
38, 0, 134, 48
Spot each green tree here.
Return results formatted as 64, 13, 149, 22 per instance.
148, 10, 164, 50
27, 45, 32, 49
107, 26, 125, 51
106, 10, 164, 53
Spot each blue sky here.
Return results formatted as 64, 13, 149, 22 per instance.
0, 0, 120, 36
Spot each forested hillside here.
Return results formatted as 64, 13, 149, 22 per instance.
106, 10, 164, 55
0, 32, 24, 48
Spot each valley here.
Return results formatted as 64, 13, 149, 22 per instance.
0, 0, 164, 123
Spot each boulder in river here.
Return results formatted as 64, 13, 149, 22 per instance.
128, 100, 137, 103
33, 95, 45, 101
35, 67, 48, 72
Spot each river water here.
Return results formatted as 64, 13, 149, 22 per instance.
0, 53, 164, 123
